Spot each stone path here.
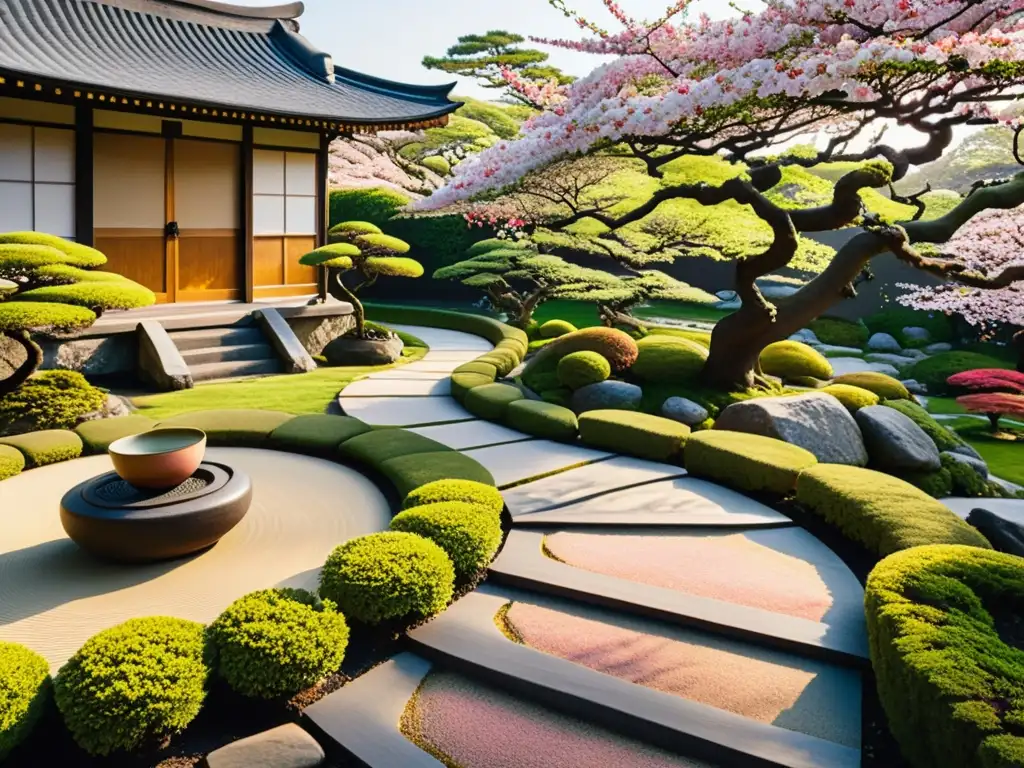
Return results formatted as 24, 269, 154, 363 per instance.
317, 325, 868, 767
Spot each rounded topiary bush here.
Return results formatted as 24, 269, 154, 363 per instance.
0, 642, 49, 761
630, 336, 708, 384
908, 352, 1014, 396
684, 430, 818, 495
403, 479, 504, 517
319, 532, 455, 625
822, 383, 880, 412
759, 341, 833, 381
0, 445, 25, 481
464, 382, 525, 420
54, 617, 211, 756
807, 317, 869, 348
391, 501, 502, 579
328, 220, 383, 238
505, 400, 578, 441
832, 371, 910, 400
523, 327, 639, 392
208, 588, 349, 700
0, 370, 106, 436
557, 351, 611, 390
539, 319, 577, 339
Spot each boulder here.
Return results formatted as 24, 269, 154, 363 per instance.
323, 335, 403, 366
902, 379, 928, 395
829, 357, 901, 378
759, 284, 800, 299
867, 332, 902, 353
789, 329, 820, 345
924, 342, 953, 354
865, 352, 919, 369
570, 380, 643, 414
289, 314, 357, 357
660, 397, 709, 427
816, 344, 863, 357
200, 724, 325, 768
941, 450, 989, 479
716, 290, 738, 302
855, 405, 942, 472
948, 441, 985, 462
902, 326, 931, 344
966, 508, 1024, 558
902, 349, 929, 361
715, 299, 742, 311
714, 392, 868, 465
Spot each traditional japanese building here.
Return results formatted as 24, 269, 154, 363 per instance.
0, 0, 459, 303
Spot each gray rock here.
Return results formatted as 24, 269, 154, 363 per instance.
902, 379, 928, 395
925, 342, 953, 354
714, 392, 868, 465
661, 397, 710, 427
855, 405, 941, 472
948, 441, 985, 462
289, 314, 357, 357
902, 349, 929, 361
816, 344, 863, 357
759, 284, 800, 299
716, 290, 738, 302
902, 326, 931, 344
789, 329, 820, 345
200, 724, 325, 768
829, 357, 901, 378
867, 332, 903, 353
715, 299, 742, 311
570, 380, 643, 414
941, 450, 989, 479
41, 336, 136, 377
865, 352, 919, 369
323, 335, 403, 366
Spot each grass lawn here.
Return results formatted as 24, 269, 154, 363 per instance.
943, 418, 1024, 486
633, 301, 731, 325
131, 348, 426, 421
531, 299, 728, 329
924, 396, 967, 415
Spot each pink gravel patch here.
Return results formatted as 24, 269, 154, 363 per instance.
404, 670, 712, 768
505, 601, 860, 747
543, 530, 832, 621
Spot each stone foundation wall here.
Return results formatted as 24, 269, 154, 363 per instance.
1, 334, 136, 380
287, 313, 356, 357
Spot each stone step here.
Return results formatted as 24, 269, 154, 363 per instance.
180, 343, 276, 366
190, 358, 283, 382
169, 325, 264, 351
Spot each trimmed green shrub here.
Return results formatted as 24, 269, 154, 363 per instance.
759, 340, 833, 380
807, 317, 869, 348
539, 387, 573, 408
476, 349, 520, 377
795, 465, 990, 558
579, 410, 690, 462
18, 282, 154, 310
882, 399, 966, 452
54, 617, 211, 756
630, 336, 708, 384
328, 187, 411, 227
832, 371, 910, 400
75, 414, 156, 453
454, 361, 499, 379
864, 307, 954, 346
940, 453, 994, 498
0, 445, 25, 480
319, 532, 455, 625
539, 319, 578, 339
464, 383, 524, 420
684, 430, 817, 495
0, 232, 107, 268
391, 501, 502, 579
421, 156, 451, 176
523, 327, 639, 392
901, 466, 955, 499
380, 450, 495, 498
557, 351, 610, 390
496, 337, 528, 360
158, 409, 292, 447
821, 383, 880, 412
865, 545, 1024, 768
645, 327, 712, 348
328, 220, 382, 237
505, 400, 578, 441
0, 642, 49, 761
0, 370, 106, 436
385, 215, 486, 272
208, 588, 349, 699
465, 238, 533, 257
269, 414, 371, 456
908, 352, 1014, 396
0, 301, 96, 334
451, 371, 495, 401
403, 479, 503, 516
338, 429, 449, 466
0, 429, 82, 468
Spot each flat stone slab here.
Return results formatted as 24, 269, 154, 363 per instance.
409, 420, 533, 451
342, 378, 451, 397
828, 357, 900, 377
385, 324, 492, 351
942, 497, 1024, 523
201, 723, 324, 768
464, 441, 614, 489
398, 360, 475, 373
504, 456, 688, 517
364, 370, 451, 381
418, 350, 490, 362
303, 654, 442, 768
0, 449, 391, 671
338, 396, 474, 427
517, 476, 792, 528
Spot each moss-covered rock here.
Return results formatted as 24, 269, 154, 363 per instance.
0, 429, 82, 468
268, 414, 371, 456
759, 340, 833, 381
807, 317, 869, 348
464, 383, 525, 421
337, 429, 449, 466
380, 450, 496, 499
75, 414, 156, 454
557, 351, 611, 390
579, 410, 690, 461
684, 430, 817, 495
158, 409, 293, 447
0, 444, 26, 480
522, 327, 639, 392
505, 400, 579, 441
630, 336, 708, 384
832, 371, 911, 400
821, 383, 880, 412
0, 370, 106, 436
539, 319, 578, 339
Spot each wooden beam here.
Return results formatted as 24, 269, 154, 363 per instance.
74, 105, 94, 245
241, 123, 255, 303
316, 132, 330, 247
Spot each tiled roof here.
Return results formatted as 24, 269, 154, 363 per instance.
0, 0, 460, 125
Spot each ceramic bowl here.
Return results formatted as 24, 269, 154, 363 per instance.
108, 428, 207, 489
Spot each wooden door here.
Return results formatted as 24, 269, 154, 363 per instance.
93, 133, 170, 300
174, 139, 242, 302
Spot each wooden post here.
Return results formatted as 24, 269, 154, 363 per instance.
241, 124, 255, 304
315, 131, 331, 300
74, 106, 94, 246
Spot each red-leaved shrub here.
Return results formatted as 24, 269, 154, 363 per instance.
956, 392, 1024, 432
947, 369, 1024, 394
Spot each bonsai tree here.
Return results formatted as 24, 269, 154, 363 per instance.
300, 222, 423, 338
0, 232, 155, 395
957, 392, 1024, 433
949, 368, 1024, 432
416, 0, 1024, 390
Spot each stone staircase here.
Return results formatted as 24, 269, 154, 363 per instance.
168, 323, 283, 383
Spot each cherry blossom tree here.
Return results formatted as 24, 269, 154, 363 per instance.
415, 0, 1024, 389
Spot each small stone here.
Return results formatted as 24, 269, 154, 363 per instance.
867, 333, 903, 353
902, 326, 932, 344
660, 397, 709, 426
759, 284, 800, 299
789, 329, 821, 345
570, 380, 643, 414
829, 357, 901, 378
716, 290, 738, 302
200, 724, 325, 768
323, 335, 403, 366
902, 379, 928, 395
948, 441, 985, 462
716, 299, 742, 311
856, 405, 941, 472
924, 342, 953, 354
941, 450, 989, 479
816, 344, 863, 357
864, 352, 919, 369
902, 349, 929, 360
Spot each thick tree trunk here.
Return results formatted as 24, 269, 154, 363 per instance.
515, 287, 548, 328
328, 271, 365, 338
0, 330, 42, 396
988, 413, 1001, 433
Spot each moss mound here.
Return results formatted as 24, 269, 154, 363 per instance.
579, 410, 689, 462
0, 642, 49, 761
391, 501, 502, 579
832, 371, 910, 400
268, 414, 371, 456
882, 399, 966, 452
684, 430, 817, 495
866, 545, 1024, 768
539, 319, 577, 339
505, 400, 579, 441
319, 532, 455, 625
523, 327, 639, 392
403, 479, 504, 516
908, 352, 1014, 396
807, 317, 869, 348
557, 351, 611, 390
0, 429, 82, 468
451, 371, 495, 402
75, 414, 156, 453
759, 340, 833, 381
822, 383, 880, 412
0, 370, 106, 436
795, 465, 990, 559
644, 327, 712, 348
380, 451, 495, 499
865, 307, 954, 347
337, 429, 449, 466
463, 382, 525, 420
0, 445, 26, 481
630, 336, 708, 384
158, 409, 292, 447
